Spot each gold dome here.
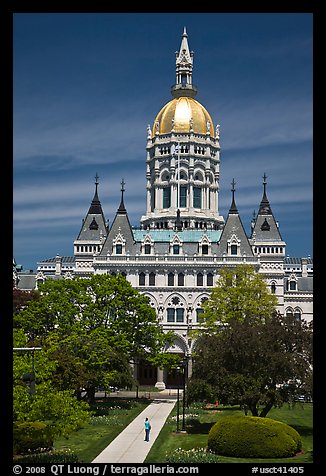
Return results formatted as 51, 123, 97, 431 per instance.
153, 97, 214, 135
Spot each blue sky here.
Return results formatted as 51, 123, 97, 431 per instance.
13, 13, 313, 271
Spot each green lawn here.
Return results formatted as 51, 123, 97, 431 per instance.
54, 398, 149, 463
145, 402, 313, 463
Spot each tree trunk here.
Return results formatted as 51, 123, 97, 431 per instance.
249, 405, 258, 416
259, 400, 274, 418
86, 386, 96, 405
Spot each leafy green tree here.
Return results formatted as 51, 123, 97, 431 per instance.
13, 288, 39, 315
15, 274, 178, 402
46, 327, 134, 403
198, 264, 278, 333
13, 329, 90, 438
191, 265, 313, 417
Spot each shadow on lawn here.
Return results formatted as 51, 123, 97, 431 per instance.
291, 425, 313, 439
186, 419, 215, 435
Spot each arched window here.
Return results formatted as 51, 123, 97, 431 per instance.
149, 272, 156, 286
179, 185, 187, 207
196, 308, 204, 322
197, 273, 203, 286
167, 308, 184, 323
271, 282, 276, 294
178, 273, 185, 286
139, 272, 145, 286
207, 273, 214, 286
168, 273, 174, 286
193, 187, 202, 208
163, 187, 171, 208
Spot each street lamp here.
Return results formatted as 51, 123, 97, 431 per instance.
13, 347, 42, 396
181, 357, 188, 432
175, 357, 188, 433
176, 366, 181, 433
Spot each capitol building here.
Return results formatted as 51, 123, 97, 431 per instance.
14, 29, 313, 389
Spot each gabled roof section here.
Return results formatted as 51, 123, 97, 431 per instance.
250, 174, 283, 242
76, 174, 108, 241
217, 180, 253, 257
99, 180, 136, 255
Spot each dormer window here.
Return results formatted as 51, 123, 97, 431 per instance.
173, 244, 180, 255
112, 231, 126, 255
202, 245, 209, 255
144, 244, 151, 254
227, 234, 240, 256
287, 274, 298, 291
231, 244, 238, 255
199, 235, 211, 255
89, 217, 99, 230
289, 280, 297, 291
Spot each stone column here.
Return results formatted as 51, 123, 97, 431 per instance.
155, 367, 166, 390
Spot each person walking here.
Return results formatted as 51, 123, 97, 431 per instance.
144, 417, 151, 442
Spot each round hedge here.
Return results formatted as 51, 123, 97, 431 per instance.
208, 415, 302, 458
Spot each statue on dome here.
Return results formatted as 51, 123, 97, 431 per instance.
216, 124, 220, 139
147, 124, 152, 139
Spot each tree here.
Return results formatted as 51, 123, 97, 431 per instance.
13, 328, 90, 438
46, 327, 134, 403
198, 264, 278, 332
13, 288, 39, 315
191, 265, 313, 417
15, 274, 178, 402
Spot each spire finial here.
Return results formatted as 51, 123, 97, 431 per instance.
229, 178, 238, 214
263, 172, 267, 195
171, 28, 197, 98
95, 172, 99, 193
231, 178, 236, 193
258, 173, 272, 215
118, 178, 127, 214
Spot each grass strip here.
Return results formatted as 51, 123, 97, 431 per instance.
54, 397, 150, 463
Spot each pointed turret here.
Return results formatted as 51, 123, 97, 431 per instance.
249, 174, 286, 257
99, 179, 136, 256
217, 180, 253, 257
171, 27, 197, 98
251, 174, 283, 242
76, 174, 108, 241
73, 174, 108, 271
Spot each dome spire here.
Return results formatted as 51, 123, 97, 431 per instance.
171, 27, 197, 98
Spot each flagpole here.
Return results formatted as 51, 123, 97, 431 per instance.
177, 142, 180, 209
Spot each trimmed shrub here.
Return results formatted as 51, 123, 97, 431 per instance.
208, 415, 302, 458
13, 421, 53, 455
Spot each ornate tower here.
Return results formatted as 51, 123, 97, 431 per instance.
140, 28, 224, 231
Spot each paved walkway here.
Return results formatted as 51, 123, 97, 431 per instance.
92, 391, 178, 463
